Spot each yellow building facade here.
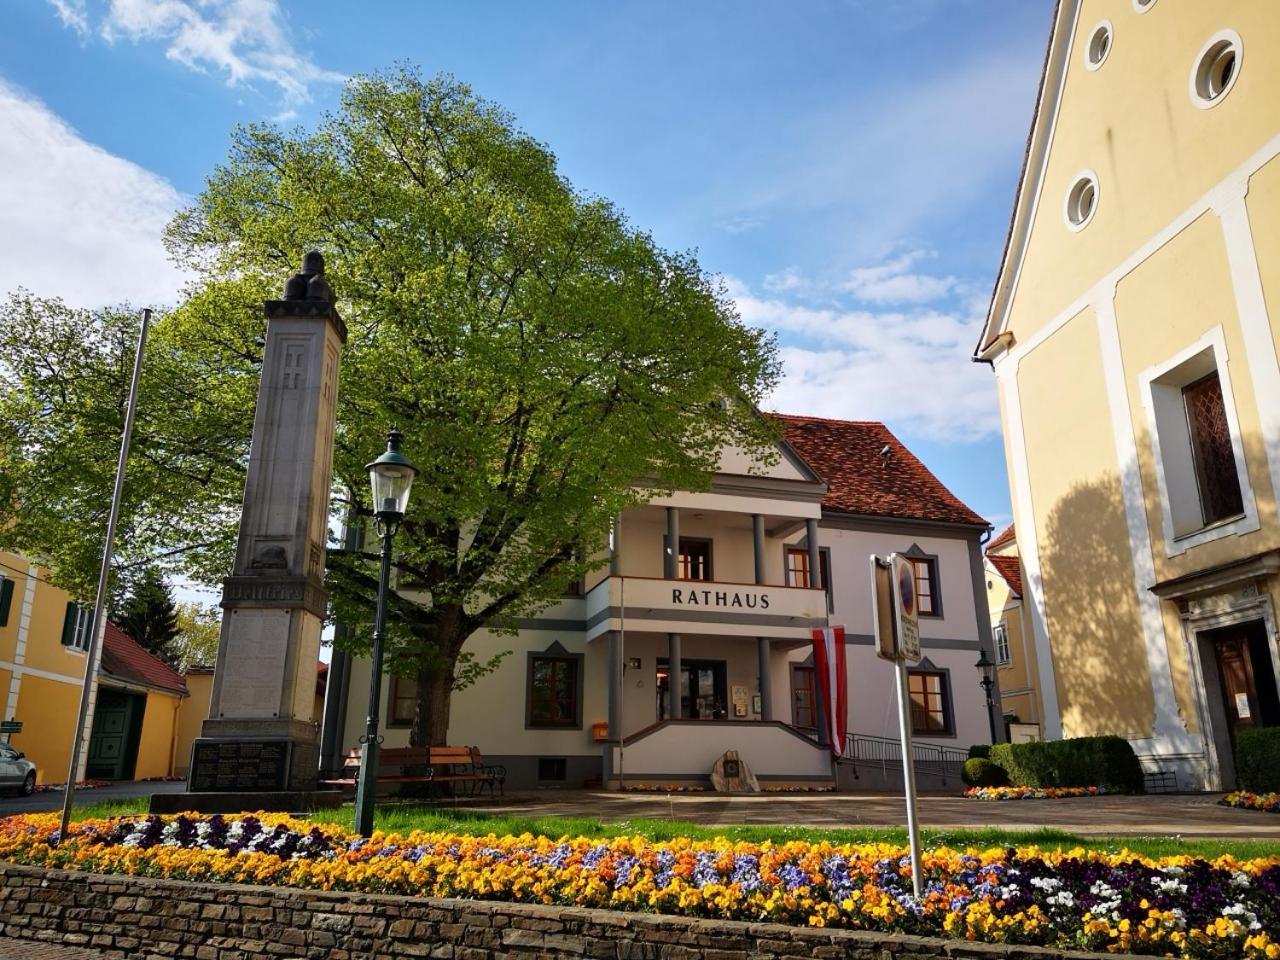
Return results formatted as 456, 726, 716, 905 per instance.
983, 526, 1044, 739
977, 0, 1280, 789
0, 551, 187, 785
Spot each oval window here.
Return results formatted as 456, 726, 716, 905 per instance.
1086, 22, 1113, 70
1191, 31, 1242, 107
1064, 173, 1098, 231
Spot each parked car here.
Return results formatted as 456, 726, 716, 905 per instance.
0, 743, 36, 796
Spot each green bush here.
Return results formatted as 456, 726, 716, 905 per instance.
967, 744, 991, 760
962, 757, 1008, 787
1236, 727, 1280, 792
990, 736, 1143, 793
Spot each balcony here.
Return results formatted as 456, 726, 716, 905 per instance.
585, 575, 829, 641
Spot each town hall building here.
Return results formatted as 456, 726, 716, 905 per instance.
320, 414, 1000, 790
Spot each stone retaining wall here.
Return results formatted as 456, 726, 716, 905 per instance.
0, 862, 1110, 960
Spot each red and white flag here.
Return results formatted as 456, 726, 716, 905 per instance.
811, 626, 848, 758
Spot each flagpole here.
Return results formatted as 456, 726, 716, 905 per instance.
57, 307, 151, 844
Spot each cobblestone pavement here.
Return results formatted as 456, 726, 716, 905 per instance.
1, 781, 1276, 841
0, 936, 109, 959
464, 789, 1280, 840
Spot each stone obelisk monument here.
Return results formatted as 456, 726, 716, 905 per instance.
168, 252, 346, 810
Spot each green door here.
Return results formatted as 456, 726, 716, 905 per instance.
87, 690, 145, 780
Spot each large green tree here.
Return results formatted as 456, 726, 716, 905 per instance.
0, 67, 779, 745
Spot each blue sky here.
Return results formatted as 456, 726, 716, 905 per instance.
1, 0, 1054, 531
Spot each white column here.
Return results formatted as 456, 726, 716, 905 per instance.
1214, 183, 1280, 503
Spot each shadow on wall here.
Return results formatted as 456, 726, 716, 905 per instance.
1037, 473, 1156, 741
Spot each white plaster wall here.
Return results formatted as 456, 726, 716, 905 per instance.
613, 723, 832, 778
808, 527, 980, 642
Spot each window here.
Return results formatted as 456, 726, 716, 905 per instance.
907, 669, 952, 735
1085, 21, 1112, 71
527, 653, 582, 728
60, 602, 92, 651
537, 757, 567, 782
1191, 31, 1241, 108
677, 538, 713, 581
388, 675, 417, 727
1064, 172, 1098, 231
1183, 372, 1245, 525
911, 557, 939, 617
785, 547, 810, 588
0, 575, 13, 628
994, 623, 1011, 666
1142, 330, 1255, 554
786, 547, 832, 612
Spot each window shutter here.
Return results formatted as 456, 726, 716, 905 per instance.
0, 578, 12, 627
61, 602, 78, 645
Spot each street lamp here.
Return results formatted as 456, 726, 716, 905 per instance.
974, 649, 998, 744
354, 427, 418, 838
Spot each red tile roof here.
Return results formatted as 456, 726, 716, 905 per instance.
101, 622, 188, 696
987, 554, 1023, 598
988, 523, 1017, 552
774, 414, 988, 528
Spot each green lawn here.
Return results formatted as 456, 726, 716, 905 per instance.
59, 798, 1278, 861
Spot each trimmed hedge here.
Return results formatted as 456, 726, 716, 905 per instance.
1236, 727, 1280, 792
990, 736, 1143, 794
962, 757, 1009, 787
967, 744, 991, 760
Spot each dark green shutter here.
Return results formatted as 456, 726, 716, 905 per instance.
61, 601, 78, 646
0, 578, 13, 627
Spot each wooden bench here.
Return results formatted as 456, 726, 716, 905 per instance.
319, 745, 504, 798
427, 746, 505, 798
319, 747, 432, 789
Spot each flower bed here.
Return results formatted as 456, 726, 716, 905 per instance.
966, 786, 1105, 801
32, 779, 109, 794
0, 812, 1276, 958
1222, 792, 1280, 814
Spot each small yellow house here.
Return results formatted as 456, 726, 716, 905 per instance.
976, 0, 1280, 789
0, 550, 187, 784
983, 525, 1043, 739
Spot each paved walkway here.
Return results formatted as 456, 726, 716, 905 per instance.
464, 789, 1280, 840
2, 781, 1277, 840
0, 937, 108, 959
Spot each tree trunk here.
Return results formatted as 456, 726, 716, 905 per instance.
425, 667, 454, 746
408, 604, 468, 747
408, 658, 434, 748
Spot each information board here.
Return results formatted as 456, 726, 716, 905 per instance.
188, 738, 291, 793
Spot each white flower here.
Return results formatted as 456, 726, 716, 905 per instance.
1030, 877, 1061, 893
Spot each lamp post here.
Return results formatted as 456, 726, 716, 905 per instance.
354, 427, 418, 838
974, 649, 998, 744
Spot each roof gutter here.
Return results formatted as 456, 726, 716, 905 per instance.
975, 331, 1015, 366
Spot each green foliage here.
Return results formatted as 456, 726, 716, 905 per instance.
967, 744, 991, 759
0, 66, 780, 745
169, 601, 223, 672
990, 736, 1144, 794
112, 568, 179, 662
962, 757, 1009, 787
1235, 727, 1280, 792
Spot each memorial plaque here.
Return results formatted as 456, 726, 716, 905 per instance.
188, 738, 292, 793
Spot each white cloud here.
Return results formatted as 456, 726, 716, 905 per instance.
762, 266, 806, 293
0, 80, 186, 308
840, 250, 957, 304
728, 274, 999, 441
48, 0, 90, 34
46, 0, 343, 112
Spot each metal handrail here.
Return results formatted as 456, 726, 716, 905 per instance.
842, 732, 969, 784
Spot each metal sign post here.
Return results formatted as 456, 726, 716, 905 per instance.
870, 554, 923, 899
57, 308, 151, 844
